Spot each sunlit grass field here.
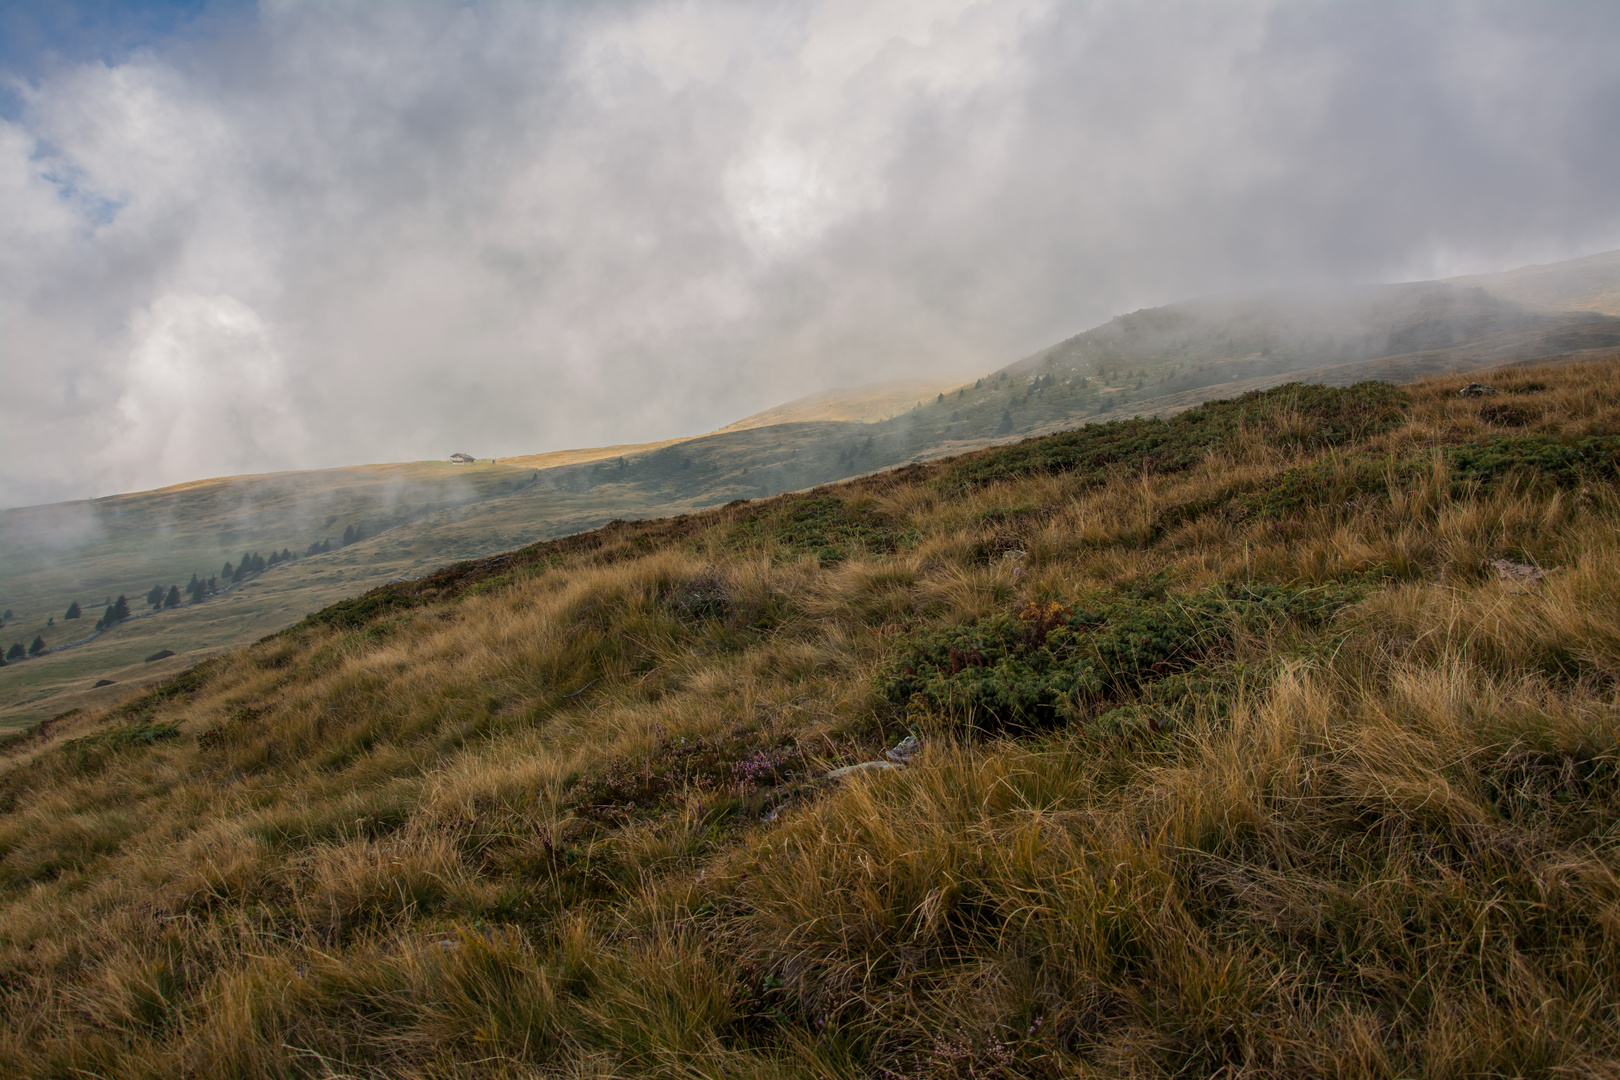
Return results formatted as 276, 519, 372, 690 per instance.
1, 355, 1618, 1077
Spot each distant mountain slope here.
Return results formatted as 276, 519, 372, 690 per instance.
494, 378, 966, 470
714, 378, 968, 431
6, 262, 1620, 727
1012, 280, 1615, 382
1445, 248, 1620, 315
496, 439, 685, 471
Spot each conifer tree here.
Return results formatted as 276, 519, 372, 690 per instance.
112, 595, 130, 622
29, 636, 45, 656
164, 586, 181, 608
146, 584, 164, 608
64, 601, 81, 620
222, 561, 234, 580
7, 643, 23, 660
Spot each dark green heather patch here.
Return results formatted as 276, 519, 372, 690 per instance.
1090, 665, 1263, 740
727, 495, 917, 565
1447, 434, 1620, 493
1222, 455, 1402, 524
1179, 435, 1620, 532
941, 381, 1407, 489
108, 660, 221, 724
880, 584, 1356, 732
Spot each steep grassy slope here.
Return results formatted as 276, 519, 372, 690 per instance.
1, 355, 1618, 1078
6, 275, 1618, 730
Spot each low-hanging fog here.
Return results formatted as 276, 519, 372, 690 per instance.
3, 0, 1618, 509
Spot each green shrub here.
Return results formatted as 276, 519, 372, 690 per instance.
942, 381, 1407, 489
880, 584, 1356, 731
1448, 434, 1620, 492
729, 495, 916, 565
111, 661, 219, 723
1224, 454, 1406, 522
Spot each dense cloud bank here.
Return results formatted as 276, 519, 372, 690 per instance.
2, 0, 1617, 507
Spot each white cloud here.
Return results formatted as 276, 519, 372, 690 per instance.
103, 292, 305, 489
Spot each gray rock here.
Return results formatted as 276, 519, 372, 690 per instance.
1459, 383, 1499, 397
885, 735, 921, 764
1489, 558, 1554, 584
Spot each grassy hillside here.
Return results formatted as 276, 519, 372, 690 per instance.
713, 378, 971, 431
0, 462, 545, 727
6, 275, 1618, 731
1448, 248, 1620, 317
1, 353, 1618, 1077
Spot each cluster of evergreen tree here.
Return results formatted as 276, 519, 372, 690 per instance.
340, 524, 365, 546
185, 574, 217, 603
6, 640, 38, 661
4, 632, 50, 662
224, 553, 261, 582
5, 545, 316, 658
222, 548, 292, 583
1025, 373, 1060, 398
145, 584, 183, 610
306, 538, 333, 556
95, 596, 132, 630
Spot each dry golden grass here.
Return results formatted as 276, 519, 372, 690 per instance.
1, 358, 1618, 1077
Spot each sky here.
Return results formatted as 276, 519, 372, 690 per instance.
2, 0, 1618, 509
